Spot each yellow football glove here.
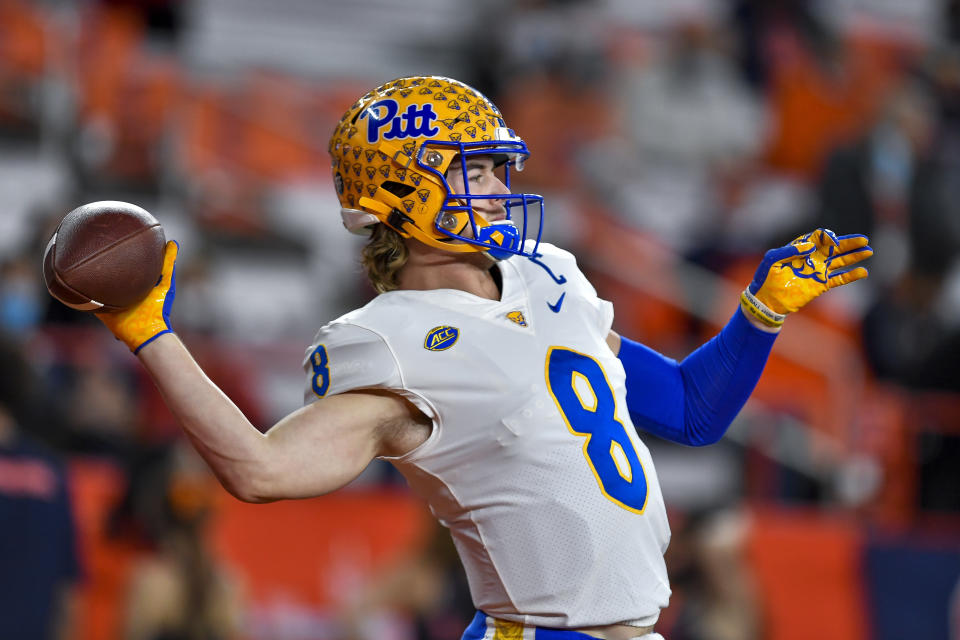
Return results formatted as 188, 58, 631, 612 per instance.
96, 240, 178, 353
740, 229, 872, 328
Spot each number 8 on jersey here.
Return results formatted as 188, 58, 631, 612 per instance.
546, 347, 649, 513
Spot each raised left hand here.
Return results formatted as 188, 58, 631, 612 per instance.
745, 228, 872, 319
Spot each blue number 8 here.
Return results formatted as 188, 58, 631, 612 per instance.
546, 347, 648, 513
310, 345, 330, 397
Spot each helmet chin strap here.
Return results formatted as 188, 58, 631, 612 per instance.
476, 220, 521, 261
443, 200, 521, 261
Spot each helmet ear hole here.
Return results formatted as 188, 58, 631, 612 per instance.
381, 181, 414, 197
350, 106, 365, 125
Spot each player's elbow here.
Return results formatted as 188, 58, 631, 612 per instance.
681, 414, 730, 447
225, 484, 282, 504
678, 401, 739, 446
231, 490, 279, 504
216, 468, 284, 504
219, 458, 341, 503
685, 431, 724, 447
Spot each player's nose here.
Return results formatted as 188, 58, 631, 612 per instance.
490, 174, 510, 201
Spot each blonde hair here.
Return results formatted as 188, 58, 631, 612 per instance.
361, 224, 409, 293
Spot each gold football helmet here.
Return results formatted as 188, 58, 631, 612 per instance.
328, 76, 542, 259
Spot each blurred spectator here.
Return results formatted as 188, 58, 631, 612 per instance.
28, 331, 144, 458
729, 0, 843, 93
114, 441, 244, 640
952, 571, 960, 640
0, 333, 82, 640
68, 355, 141, 454
100, 0, 187, 48
466, 0, 606, 103
814, 78, 960, 390
0, 254, 44, 336
815, 78, 946, 284
735, 0, 899, 181
665, 507, 760, 640
947, 0, 960, 49
928, 46, 960, 130
465, 0, 612, 193
862, 284, 960, 391
583, 14, 767, 255
340, 520, 473, 640
621, 19, 766, 171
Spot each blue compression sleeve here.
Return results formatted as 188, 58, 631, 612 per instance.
618, 308, 777, 446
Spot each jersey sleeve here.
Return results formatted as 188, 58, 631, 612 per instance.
302, 321, 403, 404
595, 297, 614, 336
530, 242, 614, 335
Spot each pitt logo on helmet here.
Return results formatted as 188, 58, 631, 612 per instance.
424, 326, 459, 351
361, 99, 439, 144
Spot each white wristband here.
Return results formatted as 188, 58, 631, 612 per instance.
740, 288, 786, 328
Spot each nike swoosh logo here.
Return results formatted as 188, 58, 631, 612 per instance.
547, 292, 565, 313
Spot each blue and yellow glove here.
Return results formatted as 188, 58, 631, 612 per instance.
96, 240, 178, 353
740, 229, 872, 329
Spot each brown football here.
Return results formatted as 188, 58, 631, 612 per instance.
43, 201, 165, 312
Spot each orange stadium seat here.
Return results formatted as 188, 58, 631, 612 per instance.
0, 0, 48, 76
69, 458, 143, 640
177, 87, 230, 175
209, 488, 432, 611
0, 0, 60, 126
174, 75, 358, 233
69, 7, 185, 185
68, 456, 432, 639
74, 7, 143, 121
104, 58, 182, 183
499, 74, 615, 190
175, 86, 270, 232
237, 73, 320, 180
762, 30, 910, 179
747, 506, 870, 640
579, 208, 691, 353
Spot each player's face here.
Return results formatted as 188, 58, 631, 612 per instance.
445, 155, 510, 223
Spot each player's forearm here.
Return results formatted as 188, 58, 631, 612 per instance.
674, 308, 777, 444
136, 333, 275, 502
619, 308, 776, 445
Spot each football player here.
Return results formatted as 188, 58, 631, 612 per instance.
96, 76, 872, 639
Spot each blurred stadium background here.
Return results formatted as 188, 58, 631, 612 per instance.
1, 0, 959, 638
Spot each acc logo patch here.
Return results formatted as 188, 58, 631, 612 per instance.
424, 326, 459, 351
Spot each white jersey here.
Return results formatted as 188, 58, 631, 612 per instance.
302, 243, 671, 628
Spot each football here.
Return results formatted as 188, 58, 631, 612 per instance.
43, 201, 166, 312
